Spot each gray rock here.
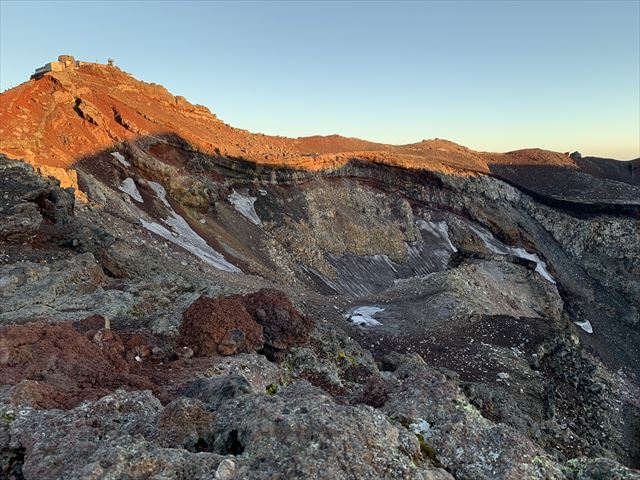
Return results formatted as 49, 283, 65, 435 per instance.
0, 202, 42, 241
0, 253, 135, 323
285, 319, 379, 396
381, 354, 563, 480
65, 434, 224, 480
151, 397, 216, 451
215, 458, 237, 480
0, 389, 231, 480
199, 353, 283, 393
563, 457, 640, 480
211, 382, 434, 479
181, 375, 253, 411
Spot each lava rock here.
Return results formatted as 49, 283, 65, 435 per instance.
355, 375, 391, 408
0, 253, 135, 323
153, 397, 216, 451
562, 457, 640, 479
211, 381, 437, 479
218, 328, 246, 356
178, 295, 264, 357
241, 288, 314, 361
0, 321, 153, 409
1, 390, 225, 480
381, 354, 563, 480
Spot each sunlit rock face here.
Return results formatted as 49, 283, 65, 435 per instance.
1, 63, 639, 478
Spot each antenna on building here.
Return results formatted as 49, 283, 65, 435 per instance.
107, 58, 115, 67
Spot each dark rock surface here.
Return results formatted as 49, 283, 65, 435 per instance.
180, 375, 253, 411
210, 381, 448, 479
1, 390, 225, 480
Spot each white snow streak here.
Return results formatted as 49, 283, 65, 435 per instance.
574, 320, 594, 334
119, 178, 143, 203
470, 225, 555, 283
141, 181, 241, 273
111, 151, 131, 167
229, 190, 262, 226
348, 306, 384, 327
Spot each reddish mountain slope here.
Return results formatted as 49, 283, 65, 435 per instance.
1, 60, 638, 207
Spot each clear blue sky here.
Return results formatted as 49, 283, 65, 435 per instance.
1, 1, 639, 159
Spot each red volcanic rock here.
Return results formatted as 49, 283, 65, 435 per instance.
177, 290, 313, 361
241, 288, 314, 361
8, 380, 67, 410
0, 321, 155, 409
123, 332, 157, 361
177, 296, 264, 357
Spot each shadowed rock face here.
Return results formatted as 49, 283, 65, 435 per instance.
0, 66, 639, 478
573, 154, 640, 187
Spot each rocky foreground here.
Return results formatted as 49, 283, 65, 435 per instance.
1, 61, 639, 479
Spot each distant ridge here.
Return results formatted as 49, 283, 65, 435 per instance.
1, 56, 639, 208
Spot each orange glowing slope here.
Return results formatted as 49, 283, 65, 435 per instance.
1, 61, 638, 206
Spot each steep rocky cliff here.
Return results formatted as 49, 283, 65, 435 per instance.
1, 62, 638, 479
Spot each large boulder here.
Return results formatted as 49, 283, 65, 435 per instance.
178, 295, 264, 357
1, 390, 226, 480
241, 288, 314, 361
211, 381, 450, 479
381, 354, 563, 480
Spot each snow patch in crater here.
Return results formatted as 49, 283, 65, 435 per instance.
111, 151, 131, 167
141, 181, 241, 273
119, 177, 143, 203
229, 190, 262, 226
574, 320, 593, 334
470, 225, 555, 283
347, 306, 384, 327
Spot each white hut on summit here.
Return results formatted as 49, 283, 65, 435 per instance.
31, 55, 77, 78
31, 55, 113, 79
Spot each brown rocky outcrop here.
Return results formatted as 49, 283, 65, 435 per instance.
73, 97, 104, 126
177, 296, 264, 356
241, 288, 314, 361
177, 290, 313, 360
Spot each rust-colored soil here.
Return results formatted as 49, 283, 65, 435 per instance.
0, 288, 310, 410
0, 321, 154, 409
